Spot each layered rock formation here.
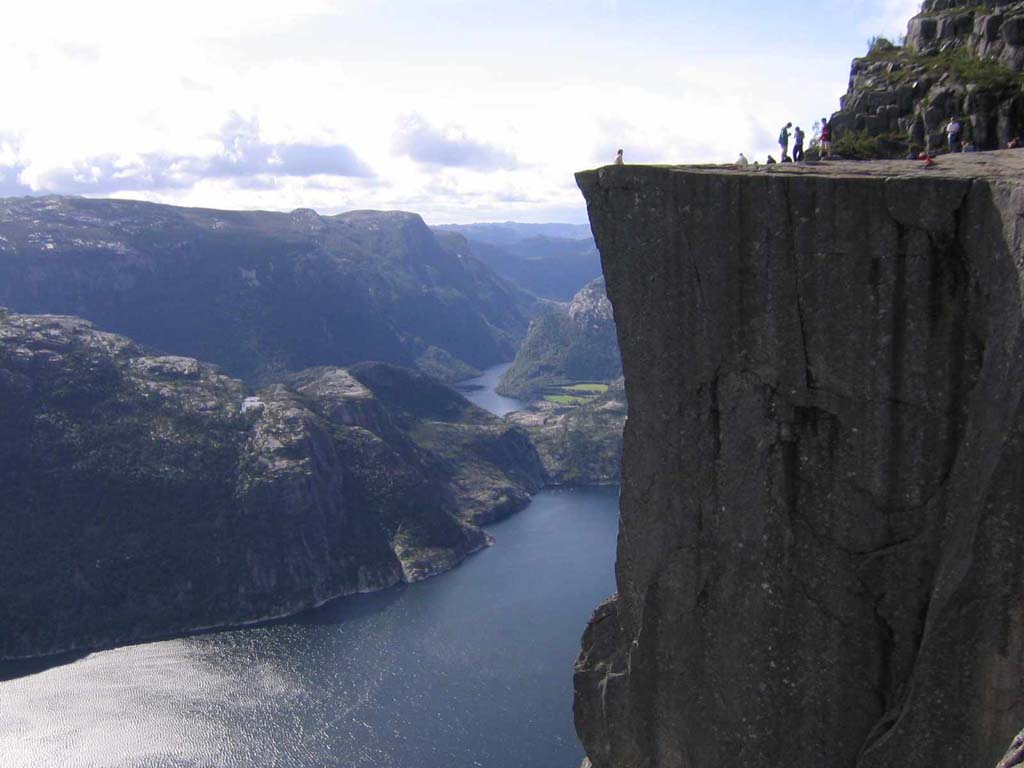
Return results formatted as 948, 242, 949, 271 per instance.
832, 1, 1024, 155
574, 156, 1024, 767
498, 277, 622, 400
0, 197, 540, 383
0, 310, 544, 660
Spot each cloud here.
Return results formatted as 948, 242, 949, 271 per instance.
23, 114, 373, 195
199, 114, 372, 179
0, 135, 31, 195
856, 0, 921, 38
392, 114, 517, 170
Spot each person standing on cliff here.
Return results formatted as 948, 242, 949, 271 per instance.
819, 117, 832, 158
778, 123, 792, 159
614, 149, 624, 165
793, 126, 805, 161
946, 118, 962, 153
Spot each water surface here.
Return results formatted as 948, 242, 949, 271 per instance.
0, 488, 618, 768
0, 363, 618, 768
455, 363, 525, 417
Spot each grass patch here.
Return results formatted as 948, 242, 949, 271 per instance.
562, 383, 610, 394
832, 130, 910, 159
860, 42, 1024, 91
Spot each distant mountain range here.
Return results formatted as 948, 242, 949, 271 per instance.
0, 197, 543, 384
434, 222, 593, 244
435, 222, 600, 301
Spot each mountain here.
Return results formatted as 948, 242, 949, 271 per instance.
497, 277, 621, 400
435, 223, 600, 301
830, 1, 1024, 156
0, 309, 545, 660
434, 222, 593, 244
0, 196, 539, 384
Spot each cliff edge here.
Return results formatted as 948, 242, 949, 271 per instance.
575, 154, 1024, 767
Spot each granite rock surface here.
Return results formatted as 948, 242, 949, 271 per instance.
574, 155, 1024, 767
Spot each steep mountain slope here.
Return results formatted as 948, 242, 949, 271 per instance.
0, 196, 534, 383
0, 309, 545, 660
498, 277, 621, 399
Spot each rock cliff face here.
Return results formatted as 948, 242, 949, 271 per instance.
832, 1, 1024, 155
574, 156, 1024, 767
498, 277, 622, 400
0, 310, 544, 660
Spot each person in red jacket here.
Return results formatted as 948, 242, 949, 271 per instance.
819, 117, 832, 159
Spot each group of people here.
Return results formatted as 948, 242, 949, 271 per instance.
776, 118, 832, 163
735, 117, 832, 168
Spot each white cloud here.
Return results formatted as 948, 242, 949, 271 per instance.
0, 0, 917, 222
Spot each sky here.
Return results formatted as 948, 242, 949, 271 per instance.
0, 0, 920, 224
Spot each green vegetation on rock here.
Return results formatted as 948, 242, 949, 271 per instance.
507, 380, 625, 486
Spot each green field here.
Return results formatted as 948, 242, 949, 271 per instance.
562, 383, 609, 394
543, 382, 610, 406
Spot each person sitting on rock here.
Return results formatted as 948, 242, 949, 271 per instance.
793, 126, 805, 161
766, 155, 777, 165
736, 153, 749, 167
906, 145, 921, 160
614, 149, 624, 165
778, 123, 792, 158
781, 153, 792, 163
1010, 137, 1022, 149
946, 117, 962, 153
962, 140, 978, 153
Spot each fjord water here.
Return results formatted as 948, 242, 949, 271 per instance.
454, 362, 525, 416
0, 367, 619, 768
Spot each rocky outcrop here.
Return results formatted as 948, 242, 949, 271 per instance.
498, 277, 622, 399
574, 157, 1024, 767
0, 310, 544, 660
831, 1, 1024, 155
0, 197, 541, 384
507, 379, 625, 485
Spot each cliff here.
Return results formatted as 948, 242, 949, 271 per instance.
574, 156, 1024, 767
498, 277, 622, 400
0, 310, 544, 660
832, 1, 1024, 155
0, 197, 541, 384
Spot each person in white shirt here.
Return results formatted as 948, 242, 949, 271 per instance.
614, 149, 624, 165
737, 153, 749, 167
946, 118, 962, 153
